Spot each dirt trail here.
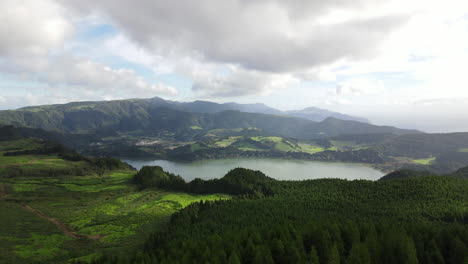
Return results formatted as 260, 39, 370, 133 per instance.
22, 204, 103, 240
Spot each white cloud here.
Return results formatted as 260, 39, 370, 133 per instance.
333, 79, 385, 96
192, 66, 299, 97
0, 0, 73, 72
65, 0, 409, 73
44, 55, 178, 96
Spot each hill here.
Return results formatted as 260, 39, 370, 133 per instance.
0, 98, 419, 141
2, 132, 468, 263
287, 107, 369, 123
0, 136, 228, 263
93, 171, 468, 264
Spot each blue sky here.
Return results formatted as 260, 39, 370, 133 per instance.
1, 0, 468, 132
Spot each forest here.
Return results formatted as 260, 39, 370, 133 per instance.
87, 168, 468, 264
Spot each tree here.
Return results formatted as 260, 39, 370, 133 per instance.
310, 246, 320, 264
327, 244, 341, 264
227, 251, 241, 264
347, 243, 370, 264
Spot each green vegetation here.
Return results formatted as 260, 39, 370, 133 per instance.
3, 125, 468, 263
412, 157, 436, 165
190, 143, 208, 152
190, 126, 203, 130
213, 136, 241, 147
134, 166, 273, 197
93, 174, 468, 264
211, 136, 333, 154
298, 143, 325, 154
0, 138, 230, 263
459, 148, 468, 152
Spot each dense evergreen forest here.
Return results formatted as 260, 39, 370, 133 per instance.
86, 167, 468, 264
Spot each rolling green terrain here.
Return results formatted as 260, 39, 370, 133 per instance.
2, 132, 468, 263
0, 98, 419, 142
2, 98, 468, 175
0, 138, 229, 263
92, 169, 468, 264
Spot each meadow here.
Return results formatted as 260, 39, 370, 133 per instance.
0, 139, 230, 263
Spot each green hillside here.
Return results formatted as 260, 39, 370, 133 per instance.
0, 98, 419, 140
2, 134, 468, 263
0, 138, 229, 263
92, 173, 468, 264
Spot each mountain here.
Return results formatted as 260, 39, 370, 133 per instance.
153, 97, 366, 121
287, 107, 369, 123
168, 99, 283, 116
0, 98, 420, 141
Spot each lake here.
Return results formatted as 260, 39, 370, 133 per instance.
123, 158, 384, 181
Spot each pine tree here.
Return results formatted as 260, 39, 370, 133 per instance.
227, 251, 241, 264
346, 243, 370, 264
310, 246, 320, 264
327, 244, 341, 264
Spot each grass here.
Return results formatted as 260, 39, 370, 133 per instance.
15, 234, 71, 259
458, 148, 468, 152
251, 136, 283, 143
274, 142, 295, 152
213, 136, 241, 147
298, 143, 325, 154
412, 157, 436, 165
190, 126, 203, 130
190, 143, 208, 152
0, 139, 44, 154
0, 166, 231, 263
157, 193, 230, 208
236, 141, 265, 151
213, 136, 332, 154
330, 140, 369, 150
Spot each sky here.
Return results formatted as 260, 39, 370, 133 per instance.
1, 0, 468, 132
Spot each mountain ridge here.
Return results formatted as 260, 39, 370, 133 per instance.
14, 96, 367, 122
0, 98, 420, 140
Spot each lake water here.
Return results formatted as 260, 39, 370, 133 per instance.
123, 158, 384, 181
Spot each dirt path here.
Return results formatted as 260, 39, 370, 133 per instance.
22, 204, 104, 240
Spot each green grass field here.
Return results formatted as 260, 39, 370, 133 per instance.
330, 140, 370, 150
412, 157, 436, 165
0, 139, 44, 154
210, 136, 353, 154
213, 136, 241, 147
0, 139, 231, 264
251, 136, 282, 143
0, 170, 230, 263
459, 148, 468, 152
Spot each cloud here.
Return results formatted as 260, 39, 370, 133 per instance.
333, 78, 385, 96
65, 0, 409, 73
192, 66, 299, 97
44, 55, 178, 96
0, 0, 72, 72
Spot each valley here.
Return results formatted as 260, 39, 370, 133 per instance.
1, 99, 468, 263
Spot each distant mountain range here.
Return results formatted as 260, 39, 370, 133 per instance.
147, 97, 369, 122
286, 107, 369, 123
0, 97, 419, 140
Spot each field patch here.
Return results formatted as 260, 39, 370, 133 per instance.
412, 157, 435, 165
